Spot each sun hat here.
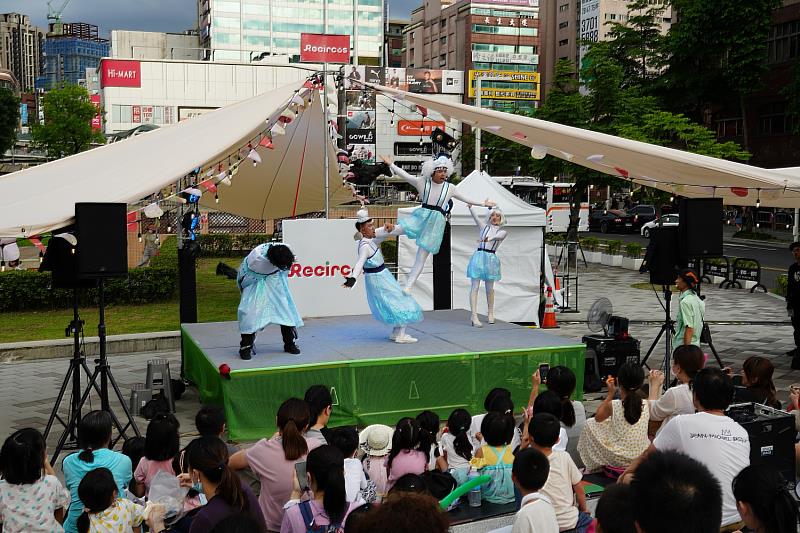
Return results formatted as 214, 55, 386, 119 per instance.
359, 424, 393, 456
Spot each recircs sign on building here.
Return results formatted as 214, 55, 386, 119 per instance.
397, 120, 446, 136
100, 59, 141, 88
300, 33, 350, 63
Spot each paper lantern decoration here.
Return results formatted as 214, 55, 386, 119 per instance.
530, 145, 547, 160
259, 136, 274, 149
143, 203, 164, 219
291, 94, 305, 107
278, 109, 296, 124
200, 179, 217, 193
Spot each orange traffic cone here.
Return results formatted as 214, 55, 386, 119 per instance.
553, 269, 561, 291
542, 286, 559, 329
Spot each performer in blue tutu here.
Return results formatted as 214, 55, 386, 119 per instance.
343, 209, 423, 343
466, 205, 507, 327
237, 242, 303, 359
379, 154, 495, 293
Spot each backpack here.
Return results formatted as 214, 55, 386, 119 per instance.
420, 470, 457, 501
141, 394, 171, 420
298, 500, 343, 533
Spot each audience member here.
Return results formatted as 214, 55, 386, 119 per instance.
733, 356, 781, 408
543, 366, 587, 463
358, 424, 392, 500
330, 427, 371, 503
358, 492, 449, 533
76, 467, 165, 533
386, 418, 427, 490
281, 445, 355, 533
133, 412, 179, 497
529, 413, 590, 533
186, 436, 265, 532
229, 398, 312, 532
387, 473, 429, 496
469, 411, 516, 504
469, 388, 519, 451
343, 502, 373, 533
510, 448, 558, 533
531, 391, 569, 452
577, 363, 649, 472
629, 450, 722, 533
436, 408, 472, 483
624, 367, 749, 529
594, 484, 635, 533
416, 410, 440, 470
121, 436, 146, 475
304, 385, 333, 445
209, 512, 267, 533
196, 405, 239, 456
732, 464, 799, 533
62, 410, 133, 533
0, 428, 70, 533
648, 345, 704, 436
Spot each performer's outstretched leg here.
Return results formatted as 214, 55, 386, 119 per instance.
239, 333, 256, 360
281, 325, 300, 355
486, 281, 496, 324
470, 279, 482, 327
404, 247, 430, 293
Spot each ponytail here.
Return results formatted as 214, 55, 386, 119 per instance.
186, 436, 247, 512
77, 468, 117, 533
546, 366, 578, 428
217, 462, 248, 513
387, 418, 420, 472
622, 391, 644, 425
281, 419, 308, 461
617, 363, 645, 425
77, 411, 113, 463
560, 398, 576, 427
276, 398, 311, 461
415, 410, 439, 460
308, 445, 347, 525
447, 409, 472, 461
78, 447, 95, 463
323, 462, 347, 524
733, 464, 800, 533
77, 512, 90, 533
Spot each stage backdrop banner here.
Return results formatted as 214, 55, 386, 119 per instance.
283, 219, 370, 317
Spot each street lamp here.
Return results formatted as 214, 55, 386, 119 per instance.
474, 75, 510, 173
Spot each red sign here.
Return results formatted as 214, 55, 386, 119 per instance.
397, 120, 446, 136
132, 105, 141, 123
90, 94, 101, 130
300, 33, 350, 64
100, 59, 141, 88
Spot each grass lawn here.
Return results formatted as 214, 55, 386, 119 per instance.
0, 257, 243, 343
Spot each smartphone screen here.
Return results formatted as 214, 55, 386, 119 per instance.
295, 461, 308, 491
539, 363, 550, 383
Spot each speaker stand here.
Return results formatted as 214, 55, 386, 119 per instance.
640, 285, 674, 391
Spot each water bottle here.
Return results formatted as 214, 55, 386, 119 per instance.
467, 470, 482, 507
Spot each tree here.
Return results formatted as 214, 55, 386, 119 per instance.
31, 84, 105, 158
605, 0, 667, 90
783, 59, 800, 134
0, 88, 19, 155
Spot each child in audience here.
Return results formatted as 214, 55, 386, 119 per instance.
133, 412, 180, 498
469, 411, 515, 504
436, 408, 472, 483
531, 391, 569, 452
76, 467, 166, 533
0, 428, 70, 533
511, 448, 558, 533
330, 427, 371, 503
529, 413, 590, 533
733, 465, 799, 533
304, 385, 333, 446
542, 366, 587, 463
359, 424, 393, 500
415, 410, 440, 470
648, 345, 704, 436
469, 388, 520, 451
577, 363, 649, 473
733, 355, 781, 408
594, 483, 636, 533
195, 405, 239, 457
63, 410, 133, 533
386, 418, 427, 490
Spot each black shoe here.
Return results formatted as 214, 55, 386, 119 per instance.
239, 346, 252, 360
793, 356, 800, 371
284, 342, 301, 355
788, 348, 798, 357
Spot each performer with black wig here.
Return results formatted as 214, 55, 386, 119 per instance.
237, 242, 303, 359
466, 205, 507, 327
343, 209, 423, 343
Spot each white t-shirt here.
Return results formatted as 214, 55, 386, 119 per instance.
0, 475, 70, 533
649, 383, 695, 432
343, 457, 368, 503
440, 432, 472, 471
512, 492, 559, 533
653, 412, 750, 527
469, 413, 521, 452
538, 450, 582, 531
563, 401, 587, 462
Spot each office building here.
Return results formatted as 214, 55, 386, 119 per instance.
385, 19, 408, 67
111, 30, 201, 61
40, 22, 110, 90
0, 13, 44, 92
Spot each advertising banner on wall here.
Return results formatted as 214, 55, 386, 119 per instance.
396, 161, 423, 174
346, 128, 376, 144
346, 110, 375, 129
345, 90, 375, 110
395, 142, 433, 156
397, 120, 446, 136
299, 33, 350, 63
90, 94, 102, 130
468, 70, 540, 100
100, 59, 141, 88
348, 144, 376, 163
471, 51, 537, 65
344, 65, 385, 89
579, 0, 600, 67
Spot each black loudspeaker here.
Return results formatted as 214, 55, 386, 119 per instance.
726, 403, 795, 483
39, 234, 96, 289
75, 203, 128, 279
646, 227, 685, 285
679, 198, 723, 257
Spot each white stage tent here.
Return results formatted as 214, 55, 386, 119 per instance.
372, 85, 800, 209
398, 169, 546, 324
0, 80, 352, 238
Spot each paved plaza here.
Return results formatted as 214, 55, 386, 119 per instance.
0, 262, 797, 469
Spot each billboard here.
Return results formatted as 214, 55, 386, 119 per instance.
579, 0, 600, 67
395, 142, 433, 156
346, 128, 376, 144
19, 103, 28, 126
100, 59, 141, 88
348, 144, 376, 163
396, 161, 423, 174
471, 51, 537, 65
397, 120, 446, 136
468, 70, 540, 100
345, 90, 375, 110
344, 65, 385, 89
346, 110, 375, 129
90, 94, 102, 130
300, 33, 350, 63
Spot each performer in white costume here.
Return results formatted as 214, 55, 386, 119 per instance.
379, 154, 495, 293
343, 209, 424, 343
466, 206, 507, 327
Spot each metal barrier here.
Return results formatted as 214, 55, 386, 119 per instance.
700, 257, 731, 288
723, 257, 768, 293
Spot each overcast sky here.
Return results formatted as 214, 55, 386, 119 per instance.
2, 0, 414, 36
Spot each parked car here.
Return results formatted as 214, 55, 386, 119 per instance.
627, 204, 658, 229
641, 213, 680, 238
589, 209, 636, 233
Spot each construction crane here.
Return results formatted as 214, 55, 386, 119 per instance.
46, 0, 72, 34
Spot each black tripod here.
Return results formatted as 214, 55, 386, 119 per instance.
640, 285, 675, 390
48, 280, 140, 464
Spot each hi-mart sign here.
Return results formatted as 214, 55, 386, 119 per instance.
100, 59, 141, 88
397, 120, 446, 136
300, 33, 350, 63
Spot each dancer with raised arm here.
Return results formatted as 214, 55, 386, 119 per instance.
466, 205, 507, 327
343, 209, 423, 343
379, 154, 495, 293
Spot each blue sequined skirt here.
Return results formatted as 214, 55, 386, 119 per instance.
364, 268, 423, 326
466, 250, 502, 281
399, 207, 446, 254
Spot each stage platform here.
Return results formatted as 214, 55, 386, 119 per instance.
182, 310, 585, 440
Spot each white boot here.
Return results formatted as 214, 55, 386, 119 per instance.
487, 290, 495, 324
390, 327, 400, 341
470, 291, 482, 327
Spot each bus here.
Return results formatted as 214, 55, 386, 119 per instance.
494, 177, 590, 233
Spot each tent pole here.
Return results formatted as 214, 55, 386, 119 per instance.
794, 208, 799, 242
323, 64, 330, 218
474, 77, 481, 173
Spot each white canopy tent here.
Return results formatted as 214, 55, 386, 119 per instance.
398, 169, 546, 324
0, 80, 352, 238
372, 85, 800, 208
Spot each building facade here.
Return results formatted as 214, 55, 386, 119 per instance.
40, 23, 110, 90
0, 13, 44, 92
198, 0, 384, 64
111, 30, 201, 61
385, 19, 408, 67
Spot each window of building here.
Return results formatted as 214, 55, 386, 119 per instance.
473, 62, 491, 69
441, 18, 446, 27
758, 102, 796, 135
558, 38, 568, 46
214, 1, 240, 12
440, 35, 447, 44
439, 53, 447, 65
663, 17, 671, 22
243, 3, 269, 15
558, 21, 568, 29
767, 20, 800, 64
471, 8, 491, 15
558, 4, 569, 12
716, 117, 743, 138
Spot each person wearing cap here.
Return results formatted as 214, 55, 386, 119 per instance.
343, 209, 423, 343
787, 242, 800, 358
379, 154, 496, 294
236, 242, 303, 359
359, 424, 393, 500
466, 205, 507, 327
673, 268, 705, 348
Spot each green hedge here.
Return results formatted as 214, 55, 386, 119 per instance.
196, 234, 271, 257
775, 274, 788, 297
381, 239, 398, 264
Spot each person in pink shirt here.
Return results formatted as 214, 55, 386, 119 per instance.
229, 398, 318, 532
386, 417, 429, 491
132, 413, 180, 498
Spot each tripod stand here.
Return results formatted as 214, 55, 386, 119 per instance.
640, 285, 674, 390
49, 279, 140, 464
